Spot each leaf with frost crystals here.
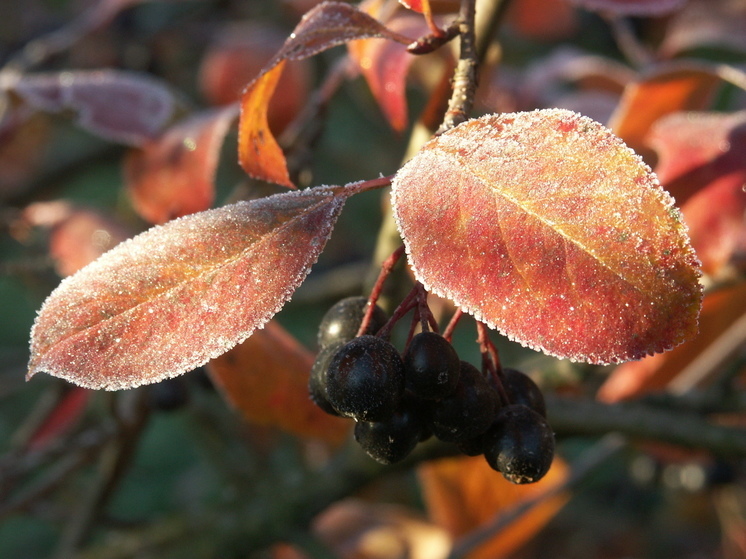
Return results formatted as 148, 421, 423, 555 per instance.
28, 186, 350, 390
391, 109, 702, 364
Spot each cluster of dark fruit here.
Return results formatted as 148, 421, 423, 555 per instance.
309, 297, 555, 484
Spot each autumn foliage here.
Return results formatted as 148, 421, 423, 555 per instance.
2, 0, 745, 557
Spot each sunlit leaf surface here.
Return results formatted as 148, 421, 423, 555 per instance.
392, 109, 702, 364
28, 186, 350, 390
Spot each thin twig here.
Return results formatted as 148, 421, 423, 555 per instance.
436, 0, 479, 135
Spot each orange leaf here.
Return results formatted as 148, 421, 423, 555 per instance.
239, 61, 293, 188
598, 281, 746, 402
28, 186, 350, 390
608, 64, 720, 157
126, 105, 238, 224
207, 320, 349, 445
392, 110, 702, 364
419, 455, 569, 558
237, 1, 412, 187
199, 23, 311, 131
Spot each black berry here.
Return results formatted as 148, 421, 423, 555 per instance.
308, 341, 344, 416
325, 335, 405, 421
500, 368, 547, 418
354, 397, 427, 464
430, 361, 499, 443
317, 296, 388, 349
483, 404, 555, 484
403, 331, 460, 400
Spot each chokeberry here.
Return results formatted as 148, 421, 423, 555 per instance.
430, 361, 499, 443
403, 331, 460, 400
354, 396, 427, 464
308, 341, 344, 416
317, 296, 388, 349
325, 335, 405, 421
483, 404, 555, 484
500, 368, 547, 418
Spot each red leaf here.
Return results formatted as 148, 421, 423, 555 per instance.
207, 320, 349, 444
238, 1, 412, 187
28, 186, 350, 390
647, 111, 746, 276
124, 105, 238, 224
348, 12, 429, 131
391, 110, 702, 364
13, 70, 176, 145
567, 0, 685, 15
25, 387, 91, 453
506, 0, 579, 42
608, 64, 720, 157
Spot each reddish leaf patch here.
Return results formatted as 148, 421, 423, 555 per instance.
647, 111, 746, 276
28, 186, 350, 390
392, 109, 702, 364
348, 12, 430, 131
124, 105, 238, 224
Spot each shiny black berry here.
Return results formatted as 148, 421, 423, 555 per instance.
403, 331, 460, 400
317, 296, 388, 349
483, 404, 555, 484
308, 341, 344, 416
430, 361, 499, 443
325, 335, 405, 421
354, 397, 427, 464
500, 368, 547, 418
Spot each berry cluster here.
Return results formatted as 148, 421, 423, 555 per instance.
309, 296, 555, 484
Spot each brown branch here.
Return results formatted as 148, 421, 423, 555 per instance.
436, 0, 479, 135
